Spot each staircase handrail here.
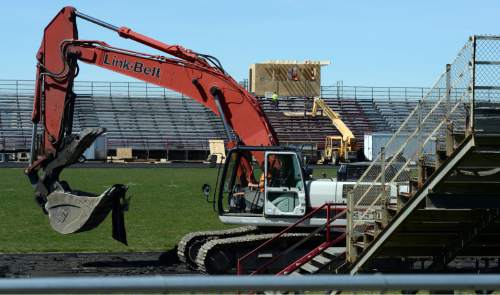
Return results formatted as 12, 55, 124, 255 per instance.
237, 202, 344, 275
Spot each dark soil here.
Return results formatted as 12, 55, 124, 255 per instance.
0, 249, 196, 278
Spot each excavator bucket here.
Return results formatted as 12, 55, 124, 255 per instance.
27, 128, 129, 245
45, 184, 128, 245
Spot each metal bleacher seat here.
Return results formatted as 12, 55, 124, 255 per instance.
78, 94, 227, 152
259, 96, 394, 151
1, 80, 447, 159
0, 94, 32, 152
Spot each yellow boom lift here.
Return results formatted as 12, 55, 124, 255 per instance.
311, 98, 357, 164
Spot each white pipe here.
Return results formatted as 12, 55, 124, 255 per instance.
0, 274, 500, 293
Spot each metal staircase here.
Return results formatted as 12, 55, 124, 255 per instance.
279, 246, 346, 275
240, 36, 500, 275
236, 35, 500, 277
345, 35, 500, 274
237, 203, 346, 275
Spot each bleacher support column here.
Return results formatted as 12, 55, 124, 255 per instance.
444, 64, 455, 158
380, 147, 387, 211
416, 101, 425, 188
470, 35, 477, 133
445, 64, 451, 120
346, 189, 355, 263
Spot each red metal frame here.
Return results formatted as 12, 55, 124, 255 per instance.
28, 6, 278, 177
236, 203, 347, 275
276, 233, 346, 275
31, 7, 278, 157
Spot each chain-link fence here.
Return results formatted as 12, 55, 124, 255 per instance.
474, 36, 500, 90
473, 36, 500, 133
346, 36, 483, 248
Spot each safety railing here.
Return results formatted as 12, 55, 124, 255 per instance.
237, 203, 345, 275
321, 85, 431, 101
276, 231, 346, 275
345, 36, 491, 262
1, 79, 435, 101
2, 274, 500, 293
0, 80, 185, 98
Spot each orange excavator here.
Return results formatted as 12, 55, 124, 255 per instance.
26, 6, 278, 241
26, 7, 355, 273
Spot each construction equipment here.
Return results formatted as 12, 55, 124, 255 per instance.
207, 139, 226, 165
26, 7, 396, 274
311, 97, 357, 164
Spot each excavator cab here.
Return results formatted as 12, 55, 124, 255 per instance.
216, 146, 307, 221
263, 151, 307, 217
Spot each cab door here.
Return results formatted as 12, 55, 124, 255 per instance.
263, 151, 306, 217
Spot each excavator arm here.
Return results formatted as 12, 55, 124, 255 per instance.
26, 6, 278, 243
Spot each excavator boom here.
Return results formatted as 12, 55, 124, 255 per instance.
27, 7, 278, 243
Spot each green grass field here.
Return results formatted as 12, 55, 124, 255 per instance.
0, 167, 336, 253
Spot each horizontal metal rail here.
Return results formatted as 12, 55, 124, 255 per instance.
0, 79, 435, 101
1, 274, 500, 293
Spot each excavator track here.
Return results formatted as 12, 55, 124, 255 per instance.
177, 226, 258, 268
195, 232, 319, 274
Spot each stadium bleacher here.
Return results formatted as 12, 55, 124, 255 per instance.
0, 94, 31, 151
259, 97, 392, 150
1, 80, 444, 160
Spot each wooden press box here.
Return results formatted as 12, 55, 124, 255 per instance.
249, 60, 330, 97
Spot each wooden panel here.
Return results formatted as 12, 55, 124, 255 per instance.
249, 63, 321, 97
116, 147, 133, 159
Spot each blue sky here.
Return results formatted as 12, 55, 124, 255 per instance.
0, 1, 498, 87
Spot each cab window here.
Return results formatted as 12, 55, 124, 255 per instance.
265, 153, 305, 213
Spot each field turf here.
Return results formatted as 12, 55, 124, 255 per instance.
0, 167, 336, 253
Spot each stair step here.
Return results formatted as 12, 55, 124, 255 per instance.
258, 253, 273, 259
399, 191, 411, 198
290, 271, 303, 276
300, 262, 319, 273
375, 219, 387, 229
333, 261, 350, 274
354, 241, 366, 249
323, 247, 345, 256
312, 254, 331, 265
386, 205, 399, 214
365, 229, 376, 237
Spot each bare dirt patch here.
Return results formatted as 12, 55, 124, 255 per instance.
0, 250, 195, 277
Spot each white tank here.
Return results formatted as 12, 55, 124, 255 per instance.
307, 178, 350, 208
